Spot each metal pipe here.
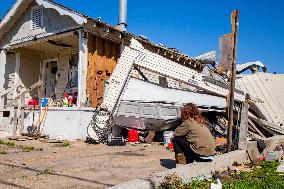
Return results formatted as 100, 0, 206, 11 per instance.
117, 0, 127, 31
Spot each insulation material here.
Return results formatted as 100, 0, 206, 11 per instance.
236, 73, 284, 128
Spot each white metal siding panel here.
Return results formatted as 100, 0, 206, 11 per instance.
236, 73, 284, 127
131, 68, 189, 90
262, 74, 284, 123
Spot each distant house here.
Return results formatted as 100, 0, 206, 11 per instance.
0, 0, 205, 139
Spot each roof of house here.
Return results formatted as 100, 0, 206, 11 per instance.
0, 0, 209, 69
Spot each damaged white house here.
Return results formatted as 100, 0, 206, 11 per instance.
0, 0, 282, 143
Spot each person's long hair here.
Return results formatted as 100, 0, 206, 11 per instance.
181, 103, 204, 124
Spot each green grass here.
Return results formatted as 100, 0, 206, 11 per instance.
0, 150, 7, 155
221, 161, 284, 189
0, 139, 15, 147
36, 168, 55, 176
21, 146, 35, 152
0, 139, 36, 153
158, 161, 284, 189
62, 140, 71, 147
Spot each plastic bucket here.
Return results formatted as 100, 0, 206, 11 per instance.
163, 131, 174, 146
42, 98, 49, 107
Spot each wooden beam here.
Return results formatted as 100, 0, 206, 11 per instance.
78, 30, 88, 107
13, 107, 17, 136
227, 10, 239, 152
239, 101, 249, 143
13, 52, 21, 98
19, 96, 25, 134
248, 119, 266, 138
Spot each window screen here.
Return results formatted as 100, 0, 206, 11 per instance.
31, 6, 43, 30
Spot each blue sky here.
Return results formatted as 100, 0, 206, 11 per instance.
1, 0, 283, 73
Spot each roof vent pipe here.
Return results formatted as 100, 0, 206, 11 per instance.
117, 0, 127, 31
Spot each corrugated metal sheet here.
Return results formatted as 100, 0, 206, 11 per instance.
236, 73, 284, 128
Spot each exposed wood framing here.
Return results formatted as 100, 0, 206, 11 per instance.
13, 52, 21, 98
87, 33, 119, 107
227, 10, 239, 152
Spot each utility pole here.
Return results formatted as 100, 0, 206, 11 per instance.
227, 10, 240, 152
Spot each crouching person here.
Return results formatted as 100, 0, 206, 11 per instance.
173, 103, 216, 165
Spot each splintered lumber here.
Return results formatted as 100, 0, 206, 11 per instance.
145, 131, 156, 144
239, 102, 249, 143
248, 119, 266, 138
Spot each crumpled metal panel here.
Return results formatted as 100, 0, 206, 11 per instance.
114, 78, 227, 130
236, 61, 267, 74
121, 78, 227, 109
236, 73, 284, 128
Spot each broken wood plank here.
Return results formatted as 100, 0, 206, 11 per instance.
248, 119, 266, 138
239, 102, 249, 143
145, 131, 156, 144
19, 96, 25, 135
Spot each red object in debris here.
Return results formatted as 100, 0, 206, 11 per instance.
28, 98, 38, 106
168, 142, 174, 151
128, 129, 139, 142
259, 155, 266, 161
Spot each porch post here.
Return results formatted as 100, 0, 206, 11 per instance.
78, 30, 88, 107
0, 50, 6, 108
13, 52, 21, 98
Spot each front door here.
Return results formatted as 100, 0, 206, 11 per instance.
44, 61, 58, 99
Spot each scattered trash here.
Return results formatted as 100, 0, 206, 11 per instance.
230, 164, 252, 172
276, 164, 284, 172
265, 151, 284, 161
210, 179, 222, 189
258, 155, 266, 161
128, 129, 139, 142
163, 131, 174, 147
215, 137, 227, 147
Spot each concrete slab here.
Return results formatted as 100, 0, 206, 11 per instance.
110, 150, 249, 189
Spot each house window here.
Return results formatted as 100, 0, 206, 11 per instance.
31, 6, 43, 30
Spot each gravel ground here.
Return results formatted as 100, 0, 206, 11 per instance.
0, 139, 175, 189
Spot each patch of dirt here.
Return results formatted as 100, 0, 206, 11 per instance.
0, 140, 174, 189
